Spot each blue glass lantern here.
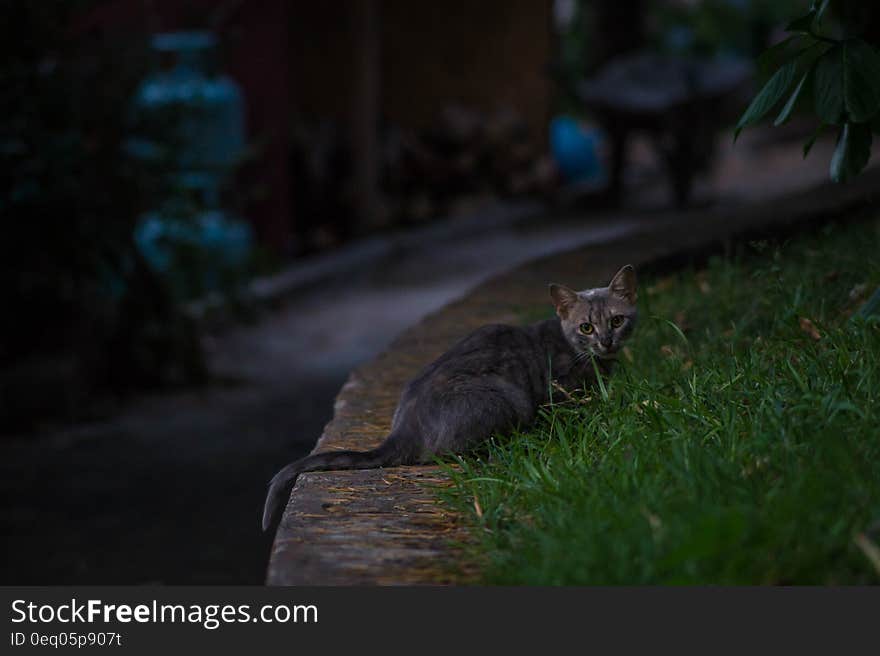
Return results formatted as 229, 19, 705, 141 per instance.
130, 31, 253, 299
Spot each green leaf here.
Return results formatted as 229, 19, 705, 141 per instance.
775, 70, 811, 126
812, 0, 830, 23
786, 10, 817, 34
756, 35, 803, 76
842, 39, 880, 124
830, 122, 872, 182
814, 46, 844, 124
802, 123, 826, 158
735, 60, 799, 140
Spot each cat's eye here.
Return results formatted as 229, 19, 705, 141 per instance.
579, 322, 594, 335
611, 316, 625, 328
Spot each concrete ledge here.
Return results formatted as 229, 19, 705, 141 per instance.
266, 168, 880, 585
269, 467, 474, 585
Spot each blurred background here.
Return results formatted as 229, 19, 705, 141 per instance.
1, 0, 852, 583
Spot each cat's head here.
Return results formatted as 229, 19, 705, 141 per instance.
549, 265, 638, 360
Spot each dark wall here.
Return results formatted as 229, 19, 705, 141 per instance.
289, 0, 553, 140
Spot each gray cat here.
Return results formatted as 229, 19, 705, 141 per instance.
262, 265, 638, 530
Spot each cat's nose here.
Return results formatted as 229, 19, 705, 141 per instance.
600, 336, 613, 349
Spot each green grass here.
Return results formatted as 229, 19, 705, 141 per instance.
443, 218, 880, 584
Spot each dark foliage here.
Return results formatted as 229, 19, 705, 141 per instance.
1, 2, 205, 429
736, 0, 880, 181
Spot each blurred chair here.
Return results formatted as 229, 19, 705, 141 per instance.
579, 52, 751, 207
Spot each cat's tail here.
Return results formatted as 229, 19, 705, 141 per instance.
262, 439, 402, 532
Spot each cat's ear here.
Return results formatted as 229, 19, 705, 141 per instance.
549, 283, 579, 318
608, 265, 637, 304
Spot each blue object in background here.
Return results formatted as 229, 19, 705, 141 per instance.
130, 31, 253, 298
134, 210, 253, 298
134, 31, 245, 182
550, 116, 604, 184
